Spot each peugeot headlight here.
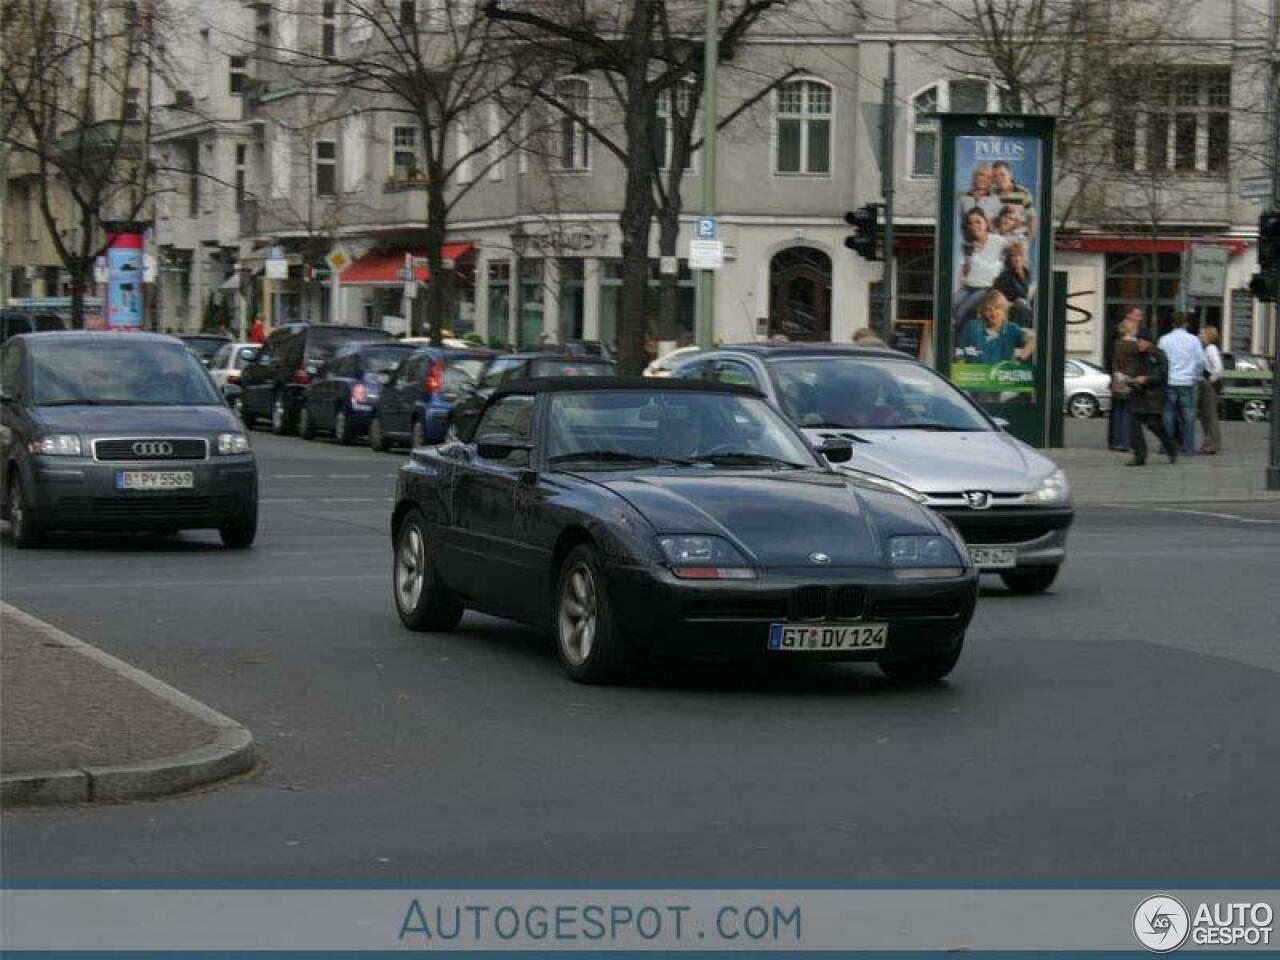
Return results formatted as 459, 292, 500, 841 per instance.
216, 432, 252, 455
842, 469, 927, 504
886, 535, 965, 579
1025, 468, 1070, 505
28, 434, 81, 456
657, 535, 756, 580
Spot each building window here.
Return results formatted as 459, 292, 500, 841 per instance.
774, 78, 832, 176
234, 143, 247, 211
187, 142, 200, 217
556, 77, 591, 171
1114, 69, 1230, 176
254, 3, 271, 44
391, 125, 419, 179
656, 81, 696, 171
456, 119, 472, 183
488, 102, 504, 182
398, 0, 416, 28
315, 140, 336, 197
321, 1, 337, 56
123, 87, 141, 121
909, 79, 999, 178
229, 56, 248, 95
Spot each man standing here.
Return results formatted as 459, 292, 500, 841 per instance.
1157, 314, 1204, 455
1198, 324, 1224, 454
1127, 329, 1178, 466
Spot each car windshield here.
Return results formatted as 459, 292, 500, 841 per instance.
29, 338, 223, 406
546, 390, 818, 470
447, 357, 489, 382
305, 328, 393, 360
357, 345, 417, 374
770, 357, 993, 431
1232, 354, 1272, 372
530, 358, 615, 378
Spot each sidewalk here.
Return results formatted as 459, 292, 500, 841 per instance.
0, 603, 255, 806
1052, 419, 1280, 506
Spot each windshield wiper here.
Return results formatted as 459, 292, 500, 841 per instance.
689, 452, 809, 469
36, 398, 105, 406
887, 423, 975, 431
550, 451, 669, 466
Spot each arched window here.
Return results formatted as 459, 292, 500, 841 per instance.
909, 78, 1001, 178
770, 246, 832, 341
774, 78, 832, 176
555, 77, 591, 171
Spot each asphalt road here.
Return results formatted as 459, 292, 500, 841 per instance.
2, 430, 1278, 884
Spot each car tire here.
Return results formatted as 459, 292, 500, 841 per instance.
334, 406, 354, 445
7, 472, 44, 549
298, 404, 317, 440
393, 509, 463, 631
554, 544, 637, 684
999, 566, 1060, 594
271, 392, 297, 436
879, 636, 964, 683
1067, 393, 1098, 419
369, 415, 390, 452
240, 401, 258, 429
219, 504, 257, 549
1243, 399, 1269, 423
411, 418, 427, 449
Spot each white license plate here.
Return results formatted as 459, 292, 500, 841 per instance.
969, 545, 1017, 569
115, 471, 195, 490
768, 623, 888, 652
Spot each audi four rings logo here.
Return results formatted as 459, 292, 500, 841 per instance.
964, 491, 992, 510
808, 552, 832, 564
132, 441, 174, 457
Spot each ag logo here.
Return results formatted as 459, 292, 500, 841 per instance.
964, 491, 991, 510
1133, 895, 1190, 952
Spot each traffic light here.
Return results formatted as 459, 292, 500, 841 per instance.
1249, 273, 1278, 303
1250, 210, 1280, 302
844, 204, 881, 261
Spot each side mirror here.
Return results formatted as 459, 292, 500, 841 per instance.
221, 383, 242, 407
992, 417, 1011, 431
818, 438, 854, 464
476, 432, 533, 461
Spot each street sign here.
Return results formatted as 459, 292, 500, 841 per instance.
1186, 244, 1229, 298
94, 257, 109, 284
1240, 176, 1273, 200
659, 256, 678, 275
403, 282, 417, 299
689, 239, 723, 270
325, 245, 352, 274
265, 258, 288, 280
142, 254, 157, 284
695, 217, 718, 240
270, 245, 286, 260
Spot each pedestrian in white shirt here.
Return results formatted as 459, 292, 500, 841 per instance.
1198, 324, 1224, 454
1157, 315, 1205, 455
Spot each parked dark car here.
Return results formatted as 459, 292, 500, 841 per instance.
1, 332, 257, 548
449, 352, 616, 441
300, 341, 420, 444
238, 323, 393, 434
369, 347, 502, 451
2, 311, 67, 343
178, 333, 232, 367
390, 378, 977, 683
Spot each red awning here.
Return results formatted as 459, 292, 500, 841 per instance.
339, 244, 473, 285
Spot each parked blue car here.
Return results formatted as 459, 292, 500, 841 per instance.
369, 347, 497, 451
300, 341, 421, 444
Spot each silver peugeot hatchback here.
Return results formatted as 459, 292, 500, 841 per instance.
674, 343, 1072, 593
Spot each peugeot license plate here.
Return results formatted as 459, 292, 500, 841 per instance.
969, 545, 1017, 569
768, 623, 888, 652
115, 471, 195, 490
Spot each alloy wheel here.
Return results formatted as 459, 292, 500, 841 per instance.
10, 477, 26, 540
412, 419, 426, 448
558, 562, 598, 666
1068, 393, 1098, 419
272, 397, 284, 432
395, 522, 426, 614
335, 409, 349, 443
1244, 400, 1268, 423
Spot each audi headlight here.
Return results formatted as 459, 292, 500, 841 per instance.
1025, 468, 1070, 505
657, 535, 756, 580
216, 432, 252, 455
28, 434, 81, 456
886, 535, 965, 579
842, 469, 927, 504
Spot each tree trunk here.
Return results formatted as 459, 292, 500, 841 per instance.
424, 188, 449, 344
69, 274, 88, 330
656, 204, 682, 343
617, 80, 658, 376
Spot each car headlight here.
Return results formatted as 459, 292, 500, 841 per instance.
28, 434, 82, 456
842, 469, 927, 504
886, 535, 965, 579
1025, 468, 1070, 505
657, 535, 756, 580
216, 432, 252, 455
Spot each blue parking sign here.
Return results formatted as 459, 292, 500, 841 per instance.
695, 217, 717, 239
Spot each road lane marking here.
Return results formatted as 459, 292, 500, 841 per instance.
326, 474, 374, 479
269, 474, 316, 479
1141, 507, 1280, 526
2, 574, 386, 591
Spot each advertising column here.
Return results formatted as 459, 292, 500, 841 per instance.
102, 221, 148, 330
932, 115, 1056, 446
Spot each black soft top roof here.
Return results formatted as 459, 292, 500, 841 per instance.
493, 376, 762, 400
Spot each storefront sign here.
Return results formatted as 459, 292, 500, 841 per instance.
529, 226, 609, 254
689, 239, 724, 271
1185, 244, 1229, 299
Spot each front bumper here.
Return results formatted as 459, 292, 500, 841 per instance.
605, 563, 977, 662
935, 505, 1074, 570
23, 454, 257, 532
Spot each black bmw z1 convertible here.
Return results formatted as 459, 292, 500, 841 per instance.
390, 378, 978, 683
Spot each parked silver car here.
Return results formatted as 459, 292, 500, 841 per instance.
1064, 358, 1112, 419
674, 344, 1073, 593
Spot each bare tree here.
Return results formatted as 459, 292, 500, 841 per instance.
486, 0, 788, 373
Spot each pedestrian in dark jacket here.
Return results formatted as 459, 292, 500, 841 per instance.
1127, 329, 1178, 466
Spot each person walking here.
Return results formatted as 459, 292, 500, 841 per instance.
1198, 324, 1224, 454
1127, 329, 1178, 466
1108, 308, 1142, 452
1157, 314, 1204, 455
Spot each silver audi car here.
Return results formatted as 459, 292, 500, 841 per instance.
674, 344, 1072, 593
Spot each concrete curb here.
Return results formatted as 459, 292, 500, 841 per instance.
0, 603, 256, 807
